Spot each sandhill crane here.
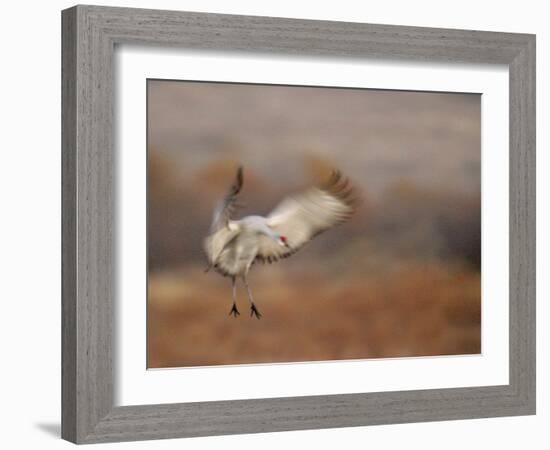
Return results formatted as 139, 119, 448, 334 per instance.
204, 166, 357, 319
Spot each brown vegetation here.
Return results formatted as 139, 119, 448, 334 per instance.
148, 262, 480, 368
147, 153, 481, 368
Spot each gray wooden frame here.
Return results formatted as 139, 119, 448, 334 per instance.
61, 4, 536, 444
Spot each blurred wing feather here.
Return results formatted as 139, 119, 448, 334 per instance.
210, 166, 243, 232
256, 171, 357, 263
203, 226, 239, 267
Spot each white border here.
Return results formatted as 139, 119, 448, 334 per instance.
115, 46, 509, 406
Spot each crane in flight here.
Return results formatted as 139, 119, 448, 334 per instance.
204, 166, 357, 319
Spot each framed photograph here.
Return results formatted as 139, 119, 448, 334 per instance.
61, 5, 536, 444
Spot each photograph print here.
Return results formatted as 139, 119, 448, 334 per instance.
147, 80, 481, 369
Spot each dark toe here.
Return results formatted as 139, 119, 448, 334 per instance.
229, 304, 240, 318
250, 304, 262, 319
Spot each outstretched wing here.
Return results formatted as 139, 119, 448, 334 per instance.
209, 166, 243, 233
256, 170, 357, 263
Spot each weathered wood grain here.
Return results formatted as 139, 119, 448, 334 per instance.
61, 6, 77, 443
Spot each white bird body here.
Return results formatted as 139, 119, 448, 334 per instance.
205, 216, 272, 278
204, 167, 356, 318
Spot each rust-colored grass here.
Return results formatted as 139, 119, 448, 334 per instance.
147, 262, 480, 368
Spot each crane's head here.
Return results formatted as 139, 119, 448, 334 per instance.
278, 235, 290, 248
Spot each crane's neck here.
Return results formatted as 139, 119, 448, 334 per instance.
238, 216, 281, 243
258, 224, 279, 241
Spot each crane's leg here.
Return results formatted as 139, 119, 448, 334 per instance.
243, 275, 262, 319
228, 276, 240, 317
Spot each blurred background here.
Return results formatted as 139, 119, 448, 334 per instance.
147, 80, 481, 368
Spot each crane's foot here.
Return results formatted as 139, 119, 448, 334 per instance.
250, 303, 262, 319
229, 303, 240, 318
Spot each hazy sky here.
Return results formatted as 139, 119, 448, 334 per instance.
148, 80, 480, 196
